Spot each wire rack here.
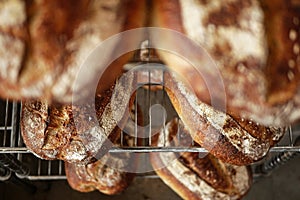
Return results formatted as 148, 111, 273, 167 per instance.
1, 43, 300, 180
0, 69, 300, 181
0, 100, 65, 180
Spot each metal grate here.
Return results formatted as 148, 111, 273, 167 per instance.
0, 39, 298, 182
0, 67, 300, 180
0, 100, 65, 180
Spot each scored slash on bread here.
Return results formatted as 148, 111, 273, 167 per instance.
150, 118, 252, 200
21, 71, 137, 163
163, 71, 285, 165
64, 98, 144, 194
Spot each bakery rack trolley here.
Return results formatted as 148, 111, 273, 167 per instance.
0, 44, 300, 184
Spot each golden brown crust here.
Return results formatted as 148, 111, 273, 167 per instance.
262, 0, 300, 104
65, 159, 98, 193
21, 100, 50, 159
65, 152, 136, 195
21, 71, 137, 162
0, 0, 146, 103
65, 111, 141, 194
150, 154, 201, 200
165, 121, 235, 193
150, 118, 252, 200
150, 0, 300, 126
164, 72, 285, 165
150, 0, 184, 32
21, 88, 115, 162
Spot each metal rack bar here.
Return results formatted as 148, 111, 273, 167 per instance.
58, 160, 63, 175
289, 126, 293, 146
162, 70, 166, 147
3, 100, 9, 147
134, 89, 138, 146
1, 146, 300, 154
37, 159, 41, 176
26, 175, 67, 181
10, 102, 18, 148
148, 69, 152, 146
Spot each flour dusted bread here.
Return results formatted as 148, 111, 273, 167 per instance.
150, 118, 252, 200
65, 152, 136, 194
0, 0, 146, 103
65, 132, 137, 194
21, 71, 137, 163
163, 72, 285, 165
65, 107, 141, 194
65, 134, 137, 194
150, 0, 300, 126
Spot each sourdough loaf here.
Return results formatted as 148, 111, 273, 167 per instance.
0, 0, 146, 103
65, 134, 137, 194
163, 72, 285, 165
150, 0, 300, 126
21, 71, 137, 163
150, 118, 252, 200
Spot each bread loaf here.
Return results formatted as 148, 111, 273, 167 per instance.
65, 134, 137, 194
150, 0, 300, 126
21, 71, 137, 163
163, 71, 285, 165
150, 118, 252, 200
0, 0, 146, 103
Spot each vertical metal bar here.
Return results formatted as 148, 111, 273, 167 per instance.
134, 90, 138, 146
48, 161, 51, 175
58, 161, 62, 175
143, 85, 147, 146
177, 118, 181, 145
3, 100, 9, 146
37, 159, 41, 176
17, 120, 23, 161
10, 102, 18, 147
148, 69, 152, 146
121, 130, 124, 147
289, 126, 293, 146
162, 69, 166, 147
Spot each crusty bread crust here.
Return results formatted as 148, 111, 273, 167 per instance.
150, 118, 252, 200
65, 107, 142, 194
150, 0, 300, 126
0, 0, 146, 103
163, 72, 285, 165
21, 71, 137, 163
65, 152, 136, 195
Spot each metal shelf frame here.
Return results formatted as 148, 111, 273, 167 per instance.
0, 68, 299, 181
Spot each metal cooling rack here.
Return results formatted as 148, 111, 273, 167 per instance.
0, 100, 65, 180
0, 52, 300, 180
0, 75, 300, 181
